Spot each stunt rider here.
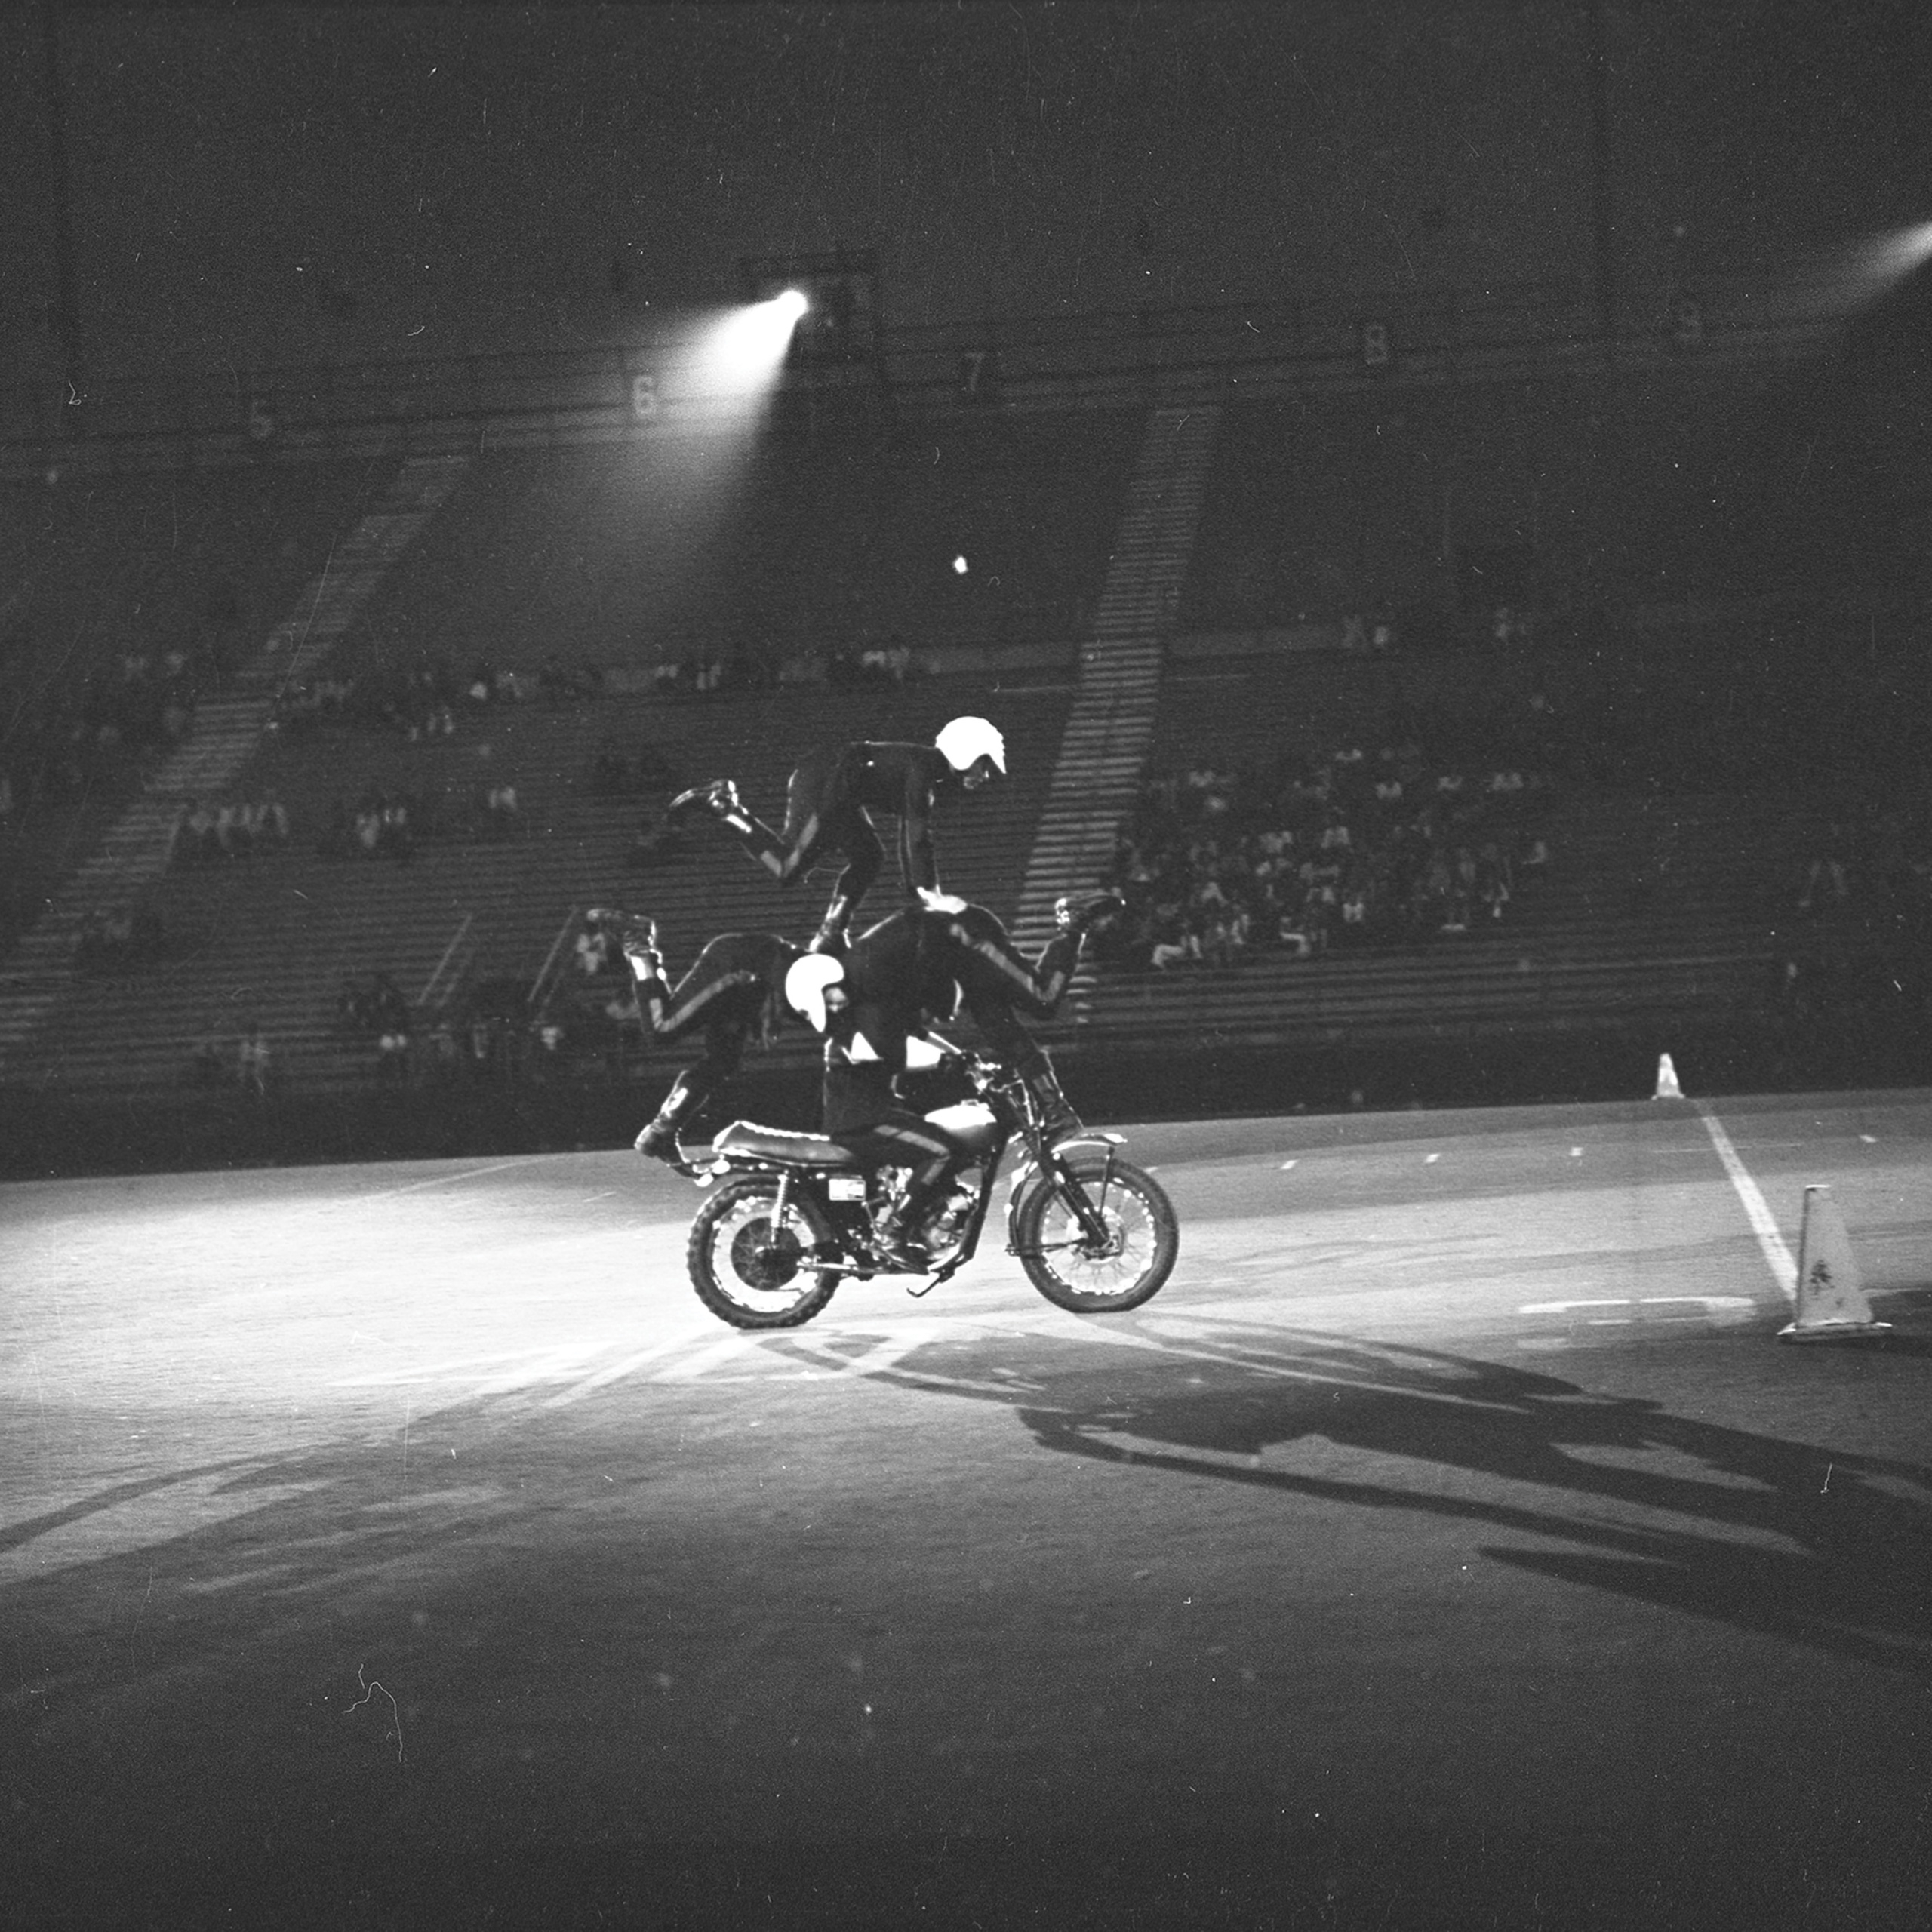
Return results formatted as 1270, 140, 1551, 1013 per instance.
586, 909, 801, 1166
666, 718, 1005, 952
841, 889, 1124, 1145
784, 950, 971, 1272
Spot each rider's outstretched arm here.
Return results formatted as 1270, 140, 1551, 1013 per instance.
945, 905, 1081, 1018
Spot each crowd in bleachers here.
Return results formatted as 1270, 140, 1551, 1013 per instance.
315, 780, 525, 861
269, 651, 604, 743
166, 794, 292, 866
2, 646, 214, 816
1094, 736, 1553, 972
186, 1020, 275, 1097
644, 637, 925, 697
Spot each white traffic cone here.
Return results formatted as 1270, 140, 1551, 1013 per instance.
1779, 1185, 1890, 1343
1654, 1052, 1684, 1100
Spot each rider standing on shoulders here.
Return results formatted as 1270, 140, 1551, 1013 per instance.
666, 718, 1006, 952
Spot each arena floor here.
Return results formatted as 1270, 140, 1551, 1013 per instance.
5, 1089, 1932, 1929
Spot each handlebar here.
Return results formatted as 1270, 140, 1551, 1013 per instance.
915, 1032, 1008, 1089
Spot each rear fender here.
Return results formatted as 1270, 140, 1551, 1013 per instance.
705, 1158, 842, 1246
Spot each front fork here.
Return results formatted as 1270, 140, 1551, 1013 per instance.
1011, 1140, 1118, 1254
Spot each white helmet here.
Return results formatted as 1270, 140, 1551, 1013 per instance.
935, 716, 1005, 776
784, 952, 847, 1032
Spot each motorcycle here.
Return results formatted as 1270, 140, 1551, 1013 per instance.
679, 1042, 1178, 1329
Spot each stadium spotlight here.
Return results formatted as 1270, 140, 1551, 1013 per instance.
692, 290, 810, 394
1847, 220, 1932, 296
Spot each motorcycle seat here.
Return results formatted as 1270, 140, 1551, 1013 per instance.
712, 1121, 863, 1168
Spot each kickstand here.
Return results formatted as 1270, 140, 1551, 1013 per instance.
906, 1258, 964, 1299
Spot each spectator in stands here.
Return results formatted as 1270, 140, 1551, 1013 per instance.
467, 1011, 502, 1081
375, 1023, 411, 1088
528, 1008, 569, 1081
484, 781, 523, 839
574, 921, 614, 979
1798, 820, 1851, 913
337, 975, 374, 1037
423, 1017, 463, 1088
365, 972, 407, 1038
378, 795, 414, 863
237, 1021, 273, 1098
1148, 905, 1198, 971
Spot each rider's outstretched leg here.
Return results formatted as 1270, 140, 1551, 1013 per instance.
635, 1082, 694, 1163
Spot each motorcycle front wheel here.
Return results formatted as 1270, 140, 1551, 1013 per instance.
687, 1176, 841, 1329
1013, 1154, 1177, 1313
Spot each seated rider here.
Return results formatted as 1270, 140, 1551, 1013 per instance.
840, 888, 1124, 1144
587, 908, 801, 1166
666, 718, 1006, 952
784, 949, 971, 1272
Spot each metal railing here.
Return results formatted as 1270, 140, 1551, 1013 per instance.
418, 914, 477, 1016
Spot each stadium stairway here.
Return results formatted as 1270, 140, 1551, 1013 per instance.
1011, 401, 1220, 952
0, 454, 470, 1084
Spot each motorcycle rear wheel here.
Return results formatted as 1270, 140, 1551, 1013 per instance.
1014, 1154, 1177, 1313
688, 1176, 840, 1329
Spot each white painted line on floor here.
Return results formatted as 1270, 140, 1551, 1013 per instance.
1641, 1295, 1755, 1312
1518, 1294, 1756, 1321
315, 1158, 543, 1211
1693, 1101, 1798, 1302
540, 1333, 716, 1407
653, 1332, 758, 1381
1278, 1159, 1297, 1171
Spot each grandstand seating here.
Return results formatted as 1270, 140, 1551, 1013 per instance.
326, 409, 1143, 684
1180, 365, 1852, 639
3, 675, 1069, 1099
0, 460, 398, 948
1072, 648, 1815, 1051
1077, 786, 1805, 1050
0, 460, 392, 713
2, 389, 1899, 1125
